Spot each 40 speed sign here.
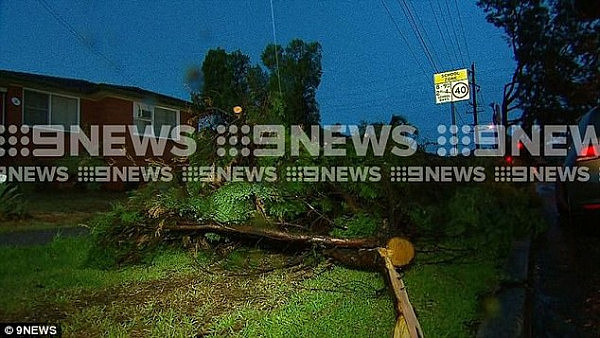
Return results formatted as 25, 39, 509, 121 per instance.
433, 69, 470, 104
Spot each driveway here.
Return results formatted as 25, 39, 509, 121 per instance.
0, 227, 89, 247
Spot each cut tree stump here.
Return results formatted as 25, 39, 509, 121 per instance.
386, 237, 415, 267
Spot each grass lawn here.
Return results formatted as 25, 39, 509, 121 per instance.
0, 190, 127, 233
0, 236, 500, 337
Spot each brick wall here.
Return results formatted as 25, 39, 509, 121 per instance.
1, 85, 195, 189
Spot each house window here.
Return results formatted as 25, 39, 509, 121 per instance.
23, 89, 79, 130
133, 102, 179, 139
133, 102, 153, 135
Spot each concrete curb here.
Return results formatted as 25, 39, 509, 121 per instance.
477, 238, 531, 338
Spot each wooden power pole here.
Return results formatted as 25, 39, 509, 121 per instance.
471, 62, 478, 148
451, 101, 457, 155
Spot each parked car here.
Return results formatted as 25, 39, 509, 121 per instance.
556, 106, 600, 219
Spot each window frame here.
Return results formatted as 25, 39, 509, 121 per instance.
132, 101, 180, 140
21, 88, 81, 133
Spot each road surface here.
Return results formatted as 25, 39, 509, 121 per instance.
531, 183, 600, 337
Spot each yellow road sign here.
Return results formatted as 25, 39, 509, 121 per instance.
434, 69, 468, 84
434, 69, 470, 104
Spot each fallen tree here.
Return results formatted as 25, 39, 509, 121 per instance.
166, 220, 416, 271
167, 220, 422, 337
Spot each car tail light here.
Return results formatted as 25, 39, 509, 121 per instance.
517, 141, 524, 150
583, 203, 600, 210
577, 145, 599, 161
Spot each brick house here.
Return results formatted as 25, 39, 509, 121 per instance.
0, 69, 194, 164
0, 70, 194, 190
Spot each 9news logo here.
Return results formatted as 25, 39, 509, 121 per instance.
0, 125, 32, 157
1, 323, 60, 336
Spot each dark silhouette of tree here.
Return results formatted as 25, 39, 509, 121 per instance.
191, 49, 252, 117
189, 40, 322, 127
262, 39, 323, 126
478, 0, 599, 126
570, 0, 600, 20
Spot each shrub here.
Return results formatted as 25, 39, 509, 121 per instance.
406, 182, 545, 255
86, 203, 153, 268
0, 182, 27, 220
55, 156, 106, 190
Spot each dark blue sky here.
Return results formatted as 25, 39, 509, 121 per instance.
0, 0, 515, 141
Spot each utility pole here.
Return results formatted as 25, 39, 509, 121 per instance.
451, 101, 457, 155
451, 102, 456, 126
471, 62, 479, 149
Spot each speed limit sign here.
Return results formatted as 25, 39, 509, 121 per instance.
434, 69, 470, 104
451, 81, 470, 100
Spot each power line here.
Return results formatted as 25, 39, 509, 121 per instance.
405, 1, 448, 70
456, 109, 467, 126
379, 0, 430, 79
453, 0, 471, 62
428, 0, 454, 70
322, 96, 432, 112
318, 76, 428, 98
37, 0, 132, 83
443, 0, 466, 66
477, 86, 488, 116
434, 0, 460, 68
397, 0, 439, 72
318, 78, 431, 102
269, 0, 283, 95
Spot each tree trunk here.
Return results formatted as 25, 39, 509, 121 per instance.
167, 221, 382, 248
378, 248, 423, 338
